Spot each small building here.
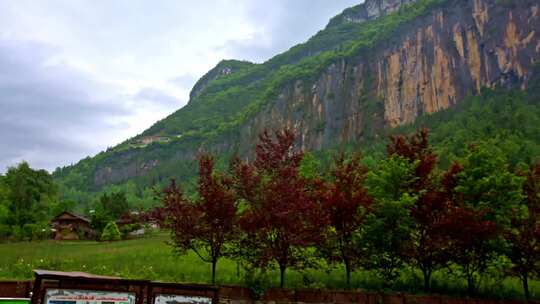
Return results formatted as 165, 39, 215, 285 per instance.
50, 211, 95, 240
115, 212, 139, 228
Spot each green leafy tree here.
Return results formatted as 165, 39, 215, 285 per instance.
50, 200, 77, 218
445, 145, 524, 295
504, 163, 540, 300
3, 162, 58, 238
101, 221, 121, 241
455, 145, 524, 225
0, 177, 10, 239
90, 204, 112, 237
99, 191, 130, 219
90, 191, 130, 237
362, 156, 416, 285
387, 129, 452, 291
299, 152, 322, 179
22, 223, 50, 241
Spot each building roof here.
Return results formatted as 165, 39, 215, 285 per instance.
51, 211, 91, 223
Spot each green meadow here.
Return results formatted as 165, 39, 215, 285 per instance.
0, 232, 538, 300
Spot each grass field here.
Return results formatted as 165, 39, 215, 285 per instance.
0, 300, 30, 304
0, 232, 538, 300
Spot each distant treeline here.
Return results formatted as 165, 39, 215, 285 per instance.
0, 163, 141, 241
0, 162, 64, 240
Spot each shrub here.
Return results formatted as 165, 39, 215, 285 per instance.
143, 223, 156, 238
0, 224, 10, 241
101, 222, 121, 241
22, 224, 38, 241
120, 223, 142, 239
33, 223, 52, 240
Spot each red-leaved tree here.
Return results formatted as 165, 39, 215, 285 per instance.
159, 154, 237, 284
440, 162, 498, 296
505, 162, 540, 299
232, 129, 325, 288
319, 152, 372, 287
442, 205, 498, 295
388, 128, 451, 291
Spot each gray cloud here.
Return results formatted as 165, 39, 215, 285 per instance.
168, 74, 199, 90
0, 40, 133, 172
218, 0, 360, 62
134, 87, 184, 107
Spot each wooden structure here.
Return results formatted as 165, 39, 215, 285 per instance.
115, 212, 139, 228
50, 212, 94, 240
30, 270, 218, 304
31, 270, 147, 304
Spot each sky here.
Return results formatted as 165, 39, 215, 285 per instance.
0, 0, 360, 173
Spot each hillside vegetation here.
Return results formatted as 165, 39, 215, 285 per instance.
51, 85, 540, 213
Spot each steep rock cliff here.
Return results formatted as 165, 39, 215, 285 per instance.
240, 0, 540, 153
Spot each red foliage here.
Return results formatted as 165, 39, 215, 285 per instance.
387, 129, 450, 291
442, 206, 498, 263
321, 152, 373, 285
159, 154, 237, 284
437, 160, 502, 296
232, 129, 325, 288
440, 162, 464, 194
387, 128, 437, 192
196, 154, 237, 245
523, 162, 540, 216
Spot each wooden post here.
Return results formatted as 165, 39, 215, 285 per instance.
30, 276, 42, 304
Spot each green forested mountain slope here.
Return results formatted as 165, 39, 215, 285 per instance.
58, 86, 540, 212
53, 0, 540, 210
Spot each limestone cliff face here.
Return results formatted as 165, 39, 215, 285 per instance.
376, 0, 539, 126
240, 0, 540, 153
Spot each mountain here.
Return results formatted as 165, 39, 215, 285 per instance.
54, 0, 540, 201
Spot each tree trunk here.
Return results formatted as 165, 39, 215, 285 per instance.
211, 259, 217, 285
522, 273, 530, 300
345, 260, 351, 288
422, 268, 432, 292
467, 274, 475, 296
279, 264, 286, 288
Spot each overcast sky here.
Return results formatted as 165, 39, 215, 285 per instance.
0, 0, 360, 173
